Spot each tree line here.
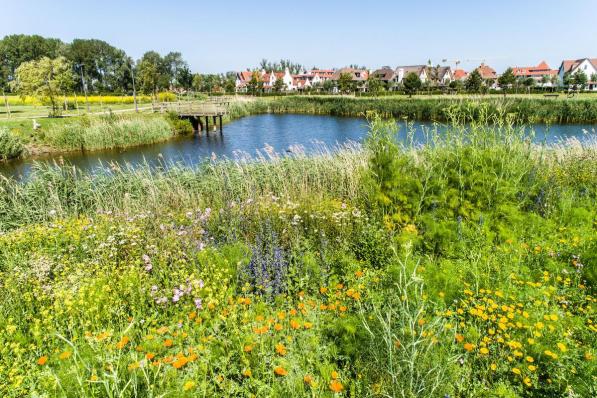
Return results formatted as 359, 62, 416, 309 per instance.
0, 34, 241, 96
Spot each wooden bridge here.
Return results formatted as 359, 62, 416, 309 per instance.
159, 99, 232, 133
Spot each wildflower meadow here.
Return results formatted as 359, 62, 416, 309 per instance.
0, 112, 595, 397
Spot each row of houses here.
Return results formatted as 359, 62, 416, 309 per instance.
236, 57, 597, 92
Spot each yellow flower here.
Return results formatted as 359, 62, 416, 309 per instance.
557, 343, 567, 352
304, 374, 315, 386
243, 344, 253, 352
526, 356, 534, 363
128, 362, 140, 371
512, 368, 521, 375
275, 343, 287, 356
479, 347, 489, 355
523, 377, 532, 387
242, 369, 252, 378
528, 365, 537, 372
183, 381, 196, 391
490, 363, 497, 371
59, 351, 72, 360
331, 371, 339, 380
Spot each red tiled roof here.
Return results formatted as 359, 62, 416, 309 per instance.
453, 69, 468, 80
560, 58, 597, 73
512, 61, 557, 77
476, 63, 497, 79
238, 71, 253, 81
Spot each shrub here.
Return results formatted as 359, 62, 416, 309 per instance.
0, 127, 24, 160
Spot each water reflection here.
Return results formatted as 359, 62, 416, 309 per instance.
1, 114, 595, 180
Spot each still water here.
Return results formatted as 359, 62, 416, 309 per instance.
1, 114, 595, 179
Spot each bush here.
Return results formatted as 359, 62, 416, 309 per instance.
0, 127, 24, 160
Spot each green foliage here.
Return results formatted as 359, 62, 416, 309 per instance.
337, 72, 355, 94
43, 114, 174, 151
11, 56, 75, 116
498, 68, 516, 91
403, 72, 422, 96
0, 114, 596, 397
165, 112, 193, 134
0, 127, 24, 160
465, 69, 484, 93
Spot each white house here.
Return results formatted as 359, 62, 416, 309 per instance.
558, 58, 597, 90
394, 65, 427, 84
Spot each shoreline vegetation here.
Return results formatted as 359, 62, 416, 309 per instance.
1, 94, 597, 163
0, 116, 595, 397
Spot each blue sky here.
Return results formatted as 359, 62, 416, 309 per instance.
2, 0, 596, 73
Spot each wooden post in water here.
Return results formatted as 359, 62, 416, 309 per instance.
219, 115, 223, 133
205, 116, 209, 133
212, 116, 217, 132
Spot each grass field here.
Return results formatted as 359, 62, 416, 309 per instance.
0, 114, 595, 397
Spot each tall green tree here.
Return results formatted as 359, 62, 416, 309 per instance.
273, 77, 285, 93
497, 67, 515, 94
0, 34, 64, 91
65, 39, 131, 93
136, 51, 169, 95
464, 69, 483, 93
573, 71, 588, 90
11, 56, 74, 116
337, 72, 354, 94
402, 72, 422, 97
367, 74, 384, 95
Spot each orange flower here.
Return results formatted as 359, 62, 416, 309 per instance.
331, 371, 339, 379
290, 319, 301, 330
329, 379, 344, 393
274, 366, 288, 376
303, 374, 314, 386
320, 287, 328, 294
37, 356, 48, 365
355, 270, 364, 278
145, 352, 155, 360
242, 368, 252, 378
275, 343, 287, 356
164, 339, 173, 347
253, 325, 269, 335
463, 343, 475, 352
172, 357, 189, 369
243, 344, 254, 352
274, 323, 283, 331
156, 326, 169, 335
455, 334, 464, 343
116, 336, 130, 349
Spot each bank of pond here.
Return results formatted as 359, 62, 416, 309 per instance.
1, 111, 596, 180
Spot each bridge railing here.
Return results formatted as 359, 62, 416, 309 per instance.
158, 101, 228, 116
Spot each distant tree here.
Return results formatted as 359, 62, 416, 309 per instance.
367, 74, 383, 95
224, 77, 236, 94
11, 56, 74, 116
573, 71, 588, 90
449, 80, 463, 91
541, 75, 549, 86
273, 77, 285, 93
426, 64, 441, 86
465, 69, 483, 93
563, 71, 573, 87
322, 79, 335, 93
497, 67, 516, 94
65, 38, 131, 93
0, 34, 64, 91
523, 77, 535, 88
402, 72, 422, 97
176, 66, 193, 90
591, 73, 597, 83
337, 72, 354, 94
137, 51, 170, 95
247, 71, 263, 95
550, 74, 559, 86
191, 73, 202, 92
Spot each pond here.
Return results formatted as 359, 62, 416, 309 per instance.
1, 114, 595, 179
